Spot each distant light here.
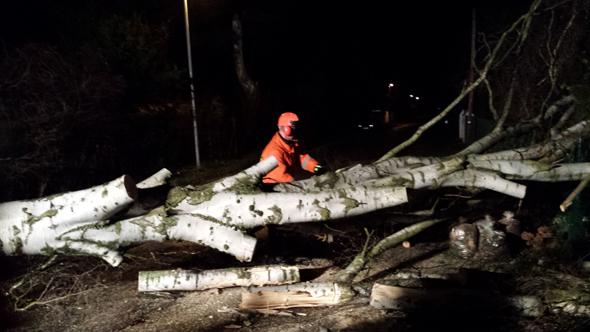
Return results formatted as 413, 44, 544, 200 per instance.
389, 83, 394, 87
358, 125, 362, 127
410, 95, 413, 98
369, 124, 374, 127
415, 97, 420, 100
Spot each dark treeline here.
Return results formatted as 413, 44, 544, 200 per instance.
1, 1, 191, 201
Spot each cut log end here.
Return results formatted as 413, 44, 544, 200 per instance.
123, 174, 139, 201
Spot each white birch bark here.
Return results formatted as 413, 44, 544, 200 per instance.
171, 186, 408, 227
453, 123, 536, 157
273, 156, 442, 193
470, 121, 589, 161
469, 160, 553, 176
441, 169, 527, 198
136, 168, 172, 189
0, 175, 136, 257
551, 104, 576, 137
550, 301, 590, 316
1, 203, 256, 266
365, 158, 464, 189
532, 95, 576, 123
59, 212, 257, 265
505, 163, 590, 182
212, 156, 278, 192
138, 266, 299, 292
455, 96, 575, 157
167, 214, 256, 261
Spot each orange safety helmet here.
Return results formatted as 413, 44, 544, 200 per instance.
277, 112, 299, 137
277, 112, 299, 127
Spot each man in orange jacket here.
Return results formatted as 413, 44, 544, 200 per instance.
260, 112, 326, 185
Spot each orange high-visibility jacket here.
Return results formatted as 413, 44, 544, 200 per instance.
261, 132, 318, 183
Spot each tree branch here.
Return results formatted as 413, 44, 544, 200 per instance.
376, 0, 540, 161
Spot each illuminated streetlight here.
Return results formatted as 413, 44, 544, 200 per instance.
415, 97, 420, 100
388, 83, 394, 87
410, 95, 413, 98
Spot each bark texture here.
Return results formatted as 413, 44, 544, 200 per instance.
138, 266, 300, 292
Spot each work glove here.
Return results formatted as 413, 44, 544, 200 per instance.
314, 165, 327, 176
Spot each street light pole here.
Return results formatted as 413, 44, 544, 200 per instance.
183, 0, 201, 168
466, 8, 476, 144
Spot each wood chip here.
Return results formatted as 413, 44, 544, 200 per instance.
224, 324, 242, 329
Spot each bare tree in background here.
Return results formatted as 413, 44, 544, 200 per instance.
0, 45, 124, 200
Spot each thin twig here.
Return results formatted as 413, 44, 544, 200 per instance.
560, 174, 590, 212
376, 0, 540, 161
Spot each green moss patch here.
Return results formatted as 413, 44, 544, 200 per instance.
313, 172, 340, 190
227, 174, 262, 195
312, 199, 331, 221
129, 214, 176, 238
21, 208, 58, 228
166, 187, 188, 207
265, 205, 283, 224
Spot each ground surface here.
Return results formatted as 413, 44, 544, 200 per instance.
2, 121, 590, 331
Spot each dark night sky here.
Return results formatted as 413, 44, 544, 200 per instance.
0, 0, 529, 124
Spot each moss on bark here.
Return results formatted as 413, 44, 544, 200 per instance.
22, 208, 58, 228
313, 172, 340, 190
312, 199, 331, 221
265, 205, 283, 224
227, 174, 262, 195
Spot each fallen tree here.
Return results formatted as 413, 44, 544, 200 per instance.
1, 108, 587, 268
1, 0, 589, 285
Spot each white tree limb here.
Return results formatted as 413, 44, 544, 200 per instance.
365, 158, 465, 190
506, 163, 590, 182
64, 212, 256, 265
212, 156, 278, 192
338, 219, 447, 283
560, 173, 590, 211
470, 121, 589, 161
136, 168, 172, 189
469, 160, 553, 176
273, 156, 443, 193
138, 266, 300, 292
441, 169, 527, 198
551, 104, 576, 137
0, 175, 136, 257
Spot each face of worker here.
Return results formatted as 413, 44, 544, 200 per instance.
279, 126, 296, 141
